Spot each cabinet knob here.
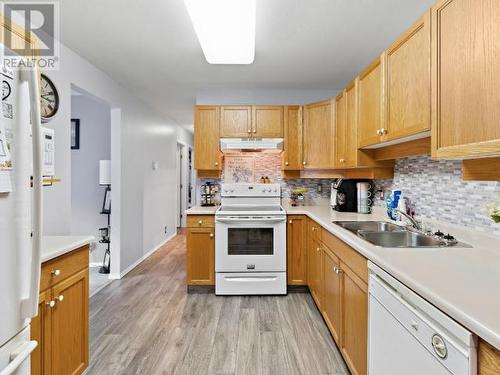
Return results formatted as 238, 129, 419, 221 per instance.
214, 161, 219, 166
247, 129, 251, 134
46, 300, 56, 308
381, 128, 388, 135
51, 269, 61, 277
198, 220, 203, 225
210, 233, 214, 238
316, 247, 320, 252
57, 295, 64, 302
289, 220, 292, 224
340, 158, 345, 163
336, 267, 343, 274
376, 129, 381, 135
253, 129, 257, 134
285, 161, 289, 166
302, 161, 307, 165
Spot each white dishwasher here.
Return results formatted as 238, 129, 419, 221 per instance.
368, 262, 477, 375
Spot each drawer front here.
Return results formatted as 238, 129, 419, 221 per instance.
322, 229, 368, 283
40, 246, 89, 292
187, 215, 215, 228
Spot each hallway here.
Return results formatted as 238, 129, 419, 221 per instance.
88, 234, 349, 375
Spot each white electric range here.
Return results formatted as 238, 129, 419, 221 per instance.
215, 183, 287, 295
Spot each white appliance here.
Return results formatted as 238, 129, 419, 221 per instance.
215, 183, 286, 295
220, 138, 283, 152
0, 48, 44, 374
368, 262, 477, 375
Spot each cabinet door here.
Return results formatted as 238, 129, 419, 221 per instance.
287, 215, 307, 285
303, 100, 334, 169
194, 106, 221, 171
31, 289, 52, 375
385, 11, 430, 141
358, 58, 384, 148
341, 264, 368, 375
252, 106, 284, 138
431, 0, 500, 159
345, 82, 359, 167
282, 106, 302, 170
334, 92, 347, 169
220, 106, 252, 138
308, 236, 322, 308
322, 248, 342, 344
187, 227, 215, 285
52, 269, 89, 375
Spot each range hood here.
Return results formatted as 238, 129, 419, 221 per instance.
220, 138, 284, 153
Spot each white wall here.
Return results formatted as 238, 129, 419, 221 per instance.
196, 88, 339, 105
42, 43, 181, 276
70, 93, 111, 264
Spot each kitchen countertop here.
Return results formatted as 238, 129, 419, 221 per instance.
42, 236, 94, 263
185, 206, 218, 215
286, 202, 500, 350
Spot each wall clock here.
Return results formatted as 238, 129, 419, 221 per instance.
40, 74, 59, 122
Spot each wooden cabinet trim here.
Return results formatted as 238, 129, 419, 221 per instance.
186, 227, 215, 285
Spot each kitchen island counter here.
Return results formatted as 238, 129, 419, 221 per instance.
42, 235, 94, 263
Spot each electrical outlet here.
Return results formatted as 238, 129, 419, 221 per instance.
164, 226, 167, 234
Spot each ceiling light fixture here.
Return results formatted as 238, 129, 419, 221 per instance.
183, 0, 256, 64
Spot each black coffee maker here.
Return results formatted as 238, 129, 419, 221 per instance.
331, 179, 358, 212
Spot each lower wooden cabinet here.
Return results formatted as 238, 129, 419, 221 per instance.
31, 246, 89, 375
341, 263, 368, 375
186, 215, 215, 286
321, 248, 342, 343
307, 226, 323, 308
286, 215, 308, 285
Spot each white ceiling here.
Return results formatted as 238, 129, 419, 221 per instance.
59, 0, 435, 130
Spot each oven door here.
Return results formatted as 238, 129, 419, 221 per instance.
215, 215, 286, 273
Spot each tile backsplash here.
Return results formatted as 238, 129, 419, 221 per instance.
198, 153, 500, 235
373, 156, 500, 236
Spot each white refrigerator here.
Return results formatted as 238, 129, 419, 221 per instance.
0, 43, 44, 375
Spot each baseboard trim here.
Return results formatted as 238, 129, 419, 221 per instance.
89, 262, 102, 268
111, 233, 176, 280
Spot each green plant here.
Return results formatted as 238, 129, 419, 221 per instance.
485, 198, 500, 223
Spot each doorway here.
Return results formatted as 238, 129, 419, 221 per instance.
70, 85, 113, 296
176, 142, 193, 229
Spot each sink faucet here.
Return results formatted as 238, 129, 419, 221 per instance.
397, 210, 421, 231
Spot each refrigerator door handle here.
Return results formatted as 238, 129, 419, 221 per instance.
0, 341, 37, 375
20, 66, 43, 319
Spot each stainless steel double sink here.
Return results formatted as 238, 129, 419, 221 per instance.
333, 221, 460, 248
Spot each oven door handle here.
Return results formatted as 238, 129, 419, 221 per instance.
215, 217, 286, 223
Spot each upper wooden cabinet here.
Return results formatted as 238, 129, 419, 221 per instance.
219, 105, 284, 138
303, 99, 335, 169
282, 106, 302, 170
431, 0, 500, 159
252, 105, 284, 138
194, 106, 221, 171
358, 57, 385, 148
385, 11, 431, 142
220, 106, 252, 137
335, 84, 359, 169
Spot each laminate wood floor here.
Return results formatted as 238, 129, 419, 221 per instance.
88, 234, 350, 375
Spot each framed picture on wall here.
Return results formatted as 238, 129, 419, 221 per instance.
71, 118, 80, 149
102, 186, 111, 214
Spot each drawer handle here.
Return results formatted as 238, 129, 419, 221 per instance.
51, 269, 61, 277
46, 300, 56, 308
432, 334, 448, 359
57, 295, 64, 302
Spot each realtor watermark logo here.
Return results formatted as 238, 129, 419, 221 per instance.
1, 2, 60, 70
